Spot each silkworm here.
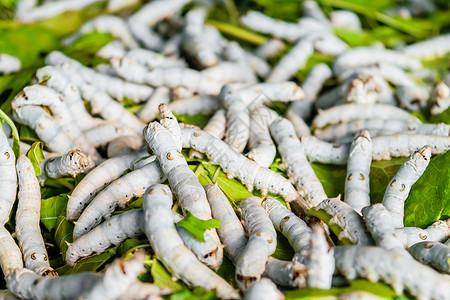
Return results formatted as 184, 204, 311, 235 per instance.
83, 122, 140, 148
73, 160, 165, 239
163, 32, 183, 57
189, 109, 226, 159
125, 48, 187, 69
408, 241, 450, 274
343, 74, 396, 105
236, 196, 277, 290
307, 32, 349, 56
382, 145, 431, 227
246, 52, 272, 79
312, 103, 420, 129
0, 54, 21, 74
301, 136, 350, 165
262, 197, 311, 263
362, 204, 405, 251
401, 33, 450, 59
0, 129, 17, 225
62, 15, 138, 48
344, 130, 372, 215
255, 38, 285, 59
181, 128, 299, 201
302, 1, 329, 25
96, 41, 126, 60
223, 41, 257, 83
334, 245, 450, 299
220, 85, 250, 153
267, 40, 314, 82
337, 63, 416, 86
142, 184, 239, 299
395, 220, 450, 248
238, 81, 305, 108
264, 257, 306, 288
270, 116, 326, 206
312, 197, 374, 245
395, 84, 430, 112
15, 156, 55, 276
67, 149, 148, 221
0, 226, 23, 277
201, 61, 255, 84
243, 278, 284, 300
285, 109, 311, 138
137, 86, 171, 123
329, 10, 362, 31
306, 225, 334, 289
430, 81, 450, 115
12, 106, 76, 154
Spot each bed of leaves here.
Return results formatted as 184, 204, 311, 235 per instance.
0, 0, 449, 299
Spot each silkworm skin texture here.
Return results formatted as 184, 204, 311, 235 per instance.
0, 226, 23, 277
244, 278, 284, 300
39, 149, 92, 183
408, 241, 450, 274
306, 225, 334, 289
0, 129, 17, 225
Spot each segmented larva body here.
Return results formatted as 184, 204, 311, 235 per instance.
262, 197, 311, 263
143, 184, 239, 299
285, 109, 311, 138
395, 220, 450, 248
126, 47, 187, 68
39, 149, 92, 184
362, 204, 405, 251
312, 103, 419, 129
63, 15, 138, 48
127, 18, 165, 51
395, 84, 430, 112
0, 226, 23, 277
83, 122, 140, 148
223, 41, 257, 83
236, 196, 277, 290
408, 241, 450, 274
401, 33, 450, 59
270, 117, 326, 206
343, 74, 395, 105
246, 106, 278, 168
306, 225, 334, 289
181, 128, 299, 200
202, 61, 254, 85
430, 81, 450, 115
15, 156, 55, 276
329, 10, 362, 31
0, 129, 17, 225
301, 136, 350, 165
96, 41, 126, 60
302, 1, 329, 24
238, 82, 305, 108
344, 130, 372, 214
73, 160, 165, 239
0, 54, 21, 74
267, 40, 314, 82
312, 197, 374, 245
307, 31, 349, 57
67, 149, 148, 221
382, 145, 432, 227
334, 246, 450, 299
244, 278, 284, 300
137, 87, 170, 123
220, 85, 250, 153
338, 63, 416, 86
264, 257, 306, 288
255, 38, 285, 59
12, 106, 76, 154
46, 51, 154, 102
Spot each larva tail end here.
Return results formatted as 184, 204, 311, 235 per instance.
358, 129, 371, 141
418, 145, 432, 159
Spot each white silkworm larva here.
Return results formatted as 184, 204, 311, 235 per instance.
201, 62, 255, 84
246, 52, 272, 79
285, 109, 311, 138
0, 226, 23, 277
395, 84, 430, 112
246, 106, 278, 168
106, 135, 143, 158
312, 103, 420, 129
167, 95, 221, 116
334, 246, 450, 299
255, 38, 285, 59
382, 145, 432, 227
181, 128, 299, 201
236, 196, 277, 290
302, 1, 329, 25
244, 278, 284, 300
12, 106, 76, 154
343, 74, 396, 105
301, 136, 350, 165
221, 85, 250, 153
270, 117, 326, 206
264, 257, 306, 288
344, 130, 372, 214
261, 197, 311, 263
15, 155, 55, 276
0, 54, 21, 74
329, 10, 362, 31
73, 160, 165, 239
307, 32, 349, 56
337, 63, 416, 86
83, 122, 140, 148
408, 241, 450, 274
46, 51, 154, 102
125, 48, 187, 69
362, 204, 405, 251
312, 197, 374, 245
305, 225, 334, 289
238, 82, 305, 108
267, 40, 314, 82
96, 41, 126, 60
430, 81, 450, 115
0, 129, 17, 225
143, 184, 239, 299
223, 41, 257, 84
395, 220, 450, 248
137, 87, 170, 123
66, 149, 148, 221
401, 33, 450, 59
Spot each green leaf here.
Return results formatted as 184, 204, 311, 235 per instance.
170, 287, 218, 300
0, 109, 20, 159
62, 32, 114, 66
308, 206, 353, 245
19, 125, 40, 142
54, 215, 74, 259
311, 163, 347, 198
404, 151, 450, 228
26, 141, 45, 176
206, 20, 267, 45
40, 194, 68, 231
56, 249, 116, 275
176, 210, 221, 242
369, 158, 404, 204
151, 258, 183, 291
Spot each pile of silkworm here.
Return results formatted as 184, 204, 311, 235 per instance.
1, 0, 450, 299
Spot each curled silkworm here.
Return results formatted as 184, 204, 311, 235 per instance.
264, 257, 306, 288
408, 241, 450, 274
329, 10, 362, 31
142, 184, 239, 299
395, 220, 450, 248
238, 82, 305, 108
189, 109, 226, 159
301, 136, 350, 165
430, 81, 450, 115
67, 149, 148, 221
0, 129, 17, 225
244, 278, 284, 300
312, 197, 374, 245
401, 33, 450, 59
270, 116, 326, 206
0, 226, 23, 276
0, 54, 21, 74
16, 155, 55, 276
344, 130, 372, 214
306, 225, 334, 289
382, 145, 432, 227
334, 246, 450, 299
236, 196, 277, 290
